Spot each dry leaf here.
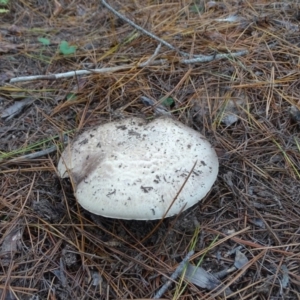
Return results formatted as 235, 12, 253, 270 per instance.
184, 263, 233, 296
280, 265, 289, 289
290, 105, 300, 123
234, 249, 249, 269
1, 98, 34, 120
91, 271, 103, 286
220, 98, 245, 126
0, 228, 22, 266
248, 217, 266, 228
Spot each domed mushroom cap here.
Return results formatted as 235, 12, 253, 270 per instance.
57, 117, 218, 220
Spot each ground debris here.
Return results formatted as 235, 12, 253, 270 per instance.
0, 226, 22, 267
289, 105, 300, 124
184, 263, 233, 297
1, 98, 35, 120
62, 244, 78, 268
32, 199, 65, 223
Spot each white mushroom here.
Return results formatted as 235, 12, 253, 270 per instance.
57, 117, 218, 220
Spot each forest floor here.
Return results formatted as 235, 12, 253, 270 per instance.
1, 0, 300, 299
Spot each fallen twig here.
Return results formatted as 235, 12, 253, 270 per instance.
153, 250, 194, 299
9, 48, 249, 83
100, 0, 188, 57
140, 43, 162, 67
9, 60, 167, 83
101, 0, 249, 61
181, 49, 248, 64
9, 1, 250, 84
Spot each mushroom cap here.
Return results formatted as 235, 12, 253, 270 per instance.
57, 117, 218, 220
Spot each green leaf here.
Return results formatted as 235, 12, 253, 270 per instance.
38, 37, 51, 46
162, 97, 175, 107
59, 41, 76, 55
0, 0, 9, 5
0, 8, 8, 13
190, 3, 204, 13
66, 93, 77, 101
